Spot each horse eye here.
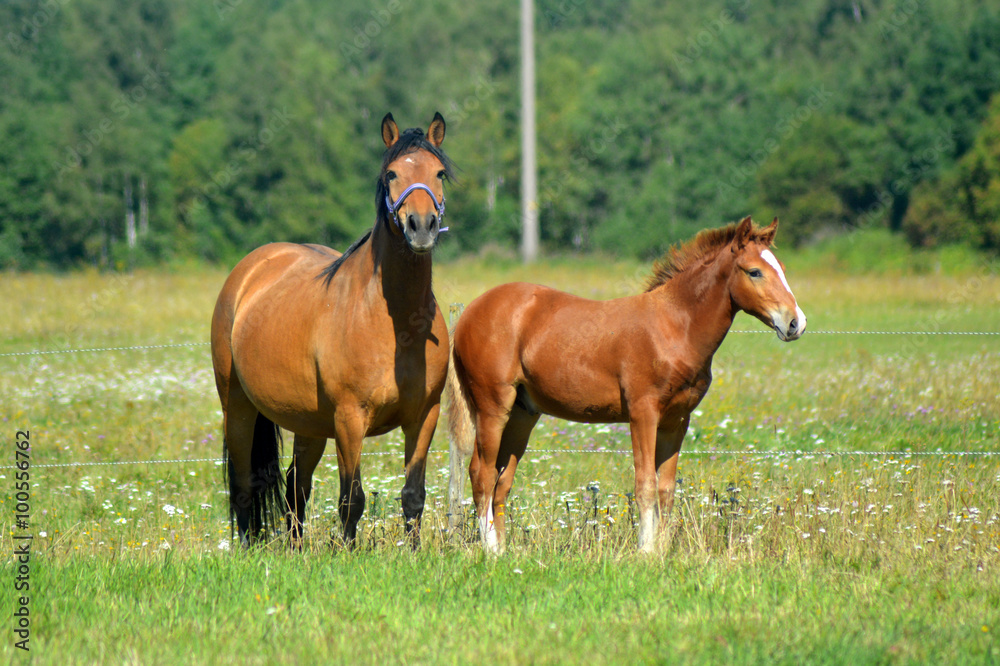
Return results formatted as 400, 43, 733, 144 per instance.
386, 170, 397, 182
437, 170, 446, 180
749, 268, 763, 279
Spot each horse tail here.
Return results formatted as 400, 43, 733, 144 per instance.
445, 329, 475, 531
446, 336, 475, 457
224, 413, 285, 543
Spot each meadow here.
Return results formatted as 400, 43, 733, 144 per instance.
1, 242, 999, 664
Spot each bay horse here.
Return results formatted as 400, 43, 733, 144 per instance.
211, 112, 453, 547
446, 217, 806, 553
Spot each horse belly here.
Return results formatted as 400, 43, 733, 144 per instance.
522, 368, 626, 423
519, 317, 627, 423
233, 341, 332, 434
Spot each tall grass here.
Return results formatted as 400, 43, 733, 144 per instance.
0, 256, 998, 663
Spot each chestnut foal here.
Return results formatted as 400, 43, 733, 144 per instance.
447, 217, 806, 553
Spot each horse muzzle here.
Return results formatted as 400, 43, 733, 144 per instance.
772, 305, 807, 341
386, 183, 447, 254
403, 212, 440, 253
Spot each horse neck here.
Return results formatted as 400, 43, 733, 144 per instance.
368, 218, 435, 309
651, 248, 737, 360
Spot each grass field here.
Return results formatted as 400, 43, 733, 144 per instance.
1, 244, 999, 664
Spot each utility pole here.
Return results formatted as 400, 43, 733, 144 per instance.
520, 0, 539, 263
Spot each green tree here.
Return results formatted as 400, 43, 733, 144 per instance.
905, 95, 1000, 253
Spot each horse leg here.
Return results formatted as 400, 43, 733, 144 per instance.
468, 446, 482, 511
222, 384, 260, 547
468, 442, 484, 541
470, 410, 511, 554
489, 405, 539, 553
333, 410, 367, 547
629, 403, 660, 553
654, 416, 689, 546
285, 434, 328, 546
400, 402, 440, 548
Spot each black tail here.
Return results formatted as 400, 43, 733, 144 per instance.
224, 413, 285, 543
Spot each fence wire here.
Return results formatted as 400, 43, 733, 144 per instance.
1, 326, 995, 471
4, 448, 996, 471
0, 342, 210, 357
2, 327, 999, 358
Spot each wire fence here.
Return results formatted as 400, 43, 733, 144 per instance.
4, 447, 997, 472
0, 342, 210, 358
1, 328, 999, 358
1, 326, 996, 471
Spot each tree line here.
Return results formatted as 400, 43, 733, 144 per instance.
1, 0, 998, 269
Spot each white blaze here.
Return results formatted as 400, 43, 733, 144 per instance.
761, 249, 793, 297
760, 250, 806, 331
760, 249, 806, 331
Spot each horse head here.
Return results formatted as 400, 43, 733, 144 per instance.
378, 112, 452, 254
728, 216, 807, 341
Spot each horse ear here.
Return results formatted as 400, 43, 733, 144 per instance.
760, 217, 779, 246
381, 113, 399, 148
427, 112, 446, 148
733, 215, 753, 252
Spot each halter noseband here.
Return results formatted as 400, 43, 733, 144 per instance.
384, 183, 448, 233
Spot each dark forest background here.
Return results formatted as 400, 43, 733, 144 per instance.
2, 0, 999, 268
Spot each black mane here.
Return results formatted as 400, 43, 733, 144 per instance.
318, 127, 455, 288
317, 230, 373, 287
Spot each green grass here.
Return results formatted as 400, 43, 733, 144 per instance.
785, 228, 998, 277
12, 549, 999, 664
1, 253, 999, 663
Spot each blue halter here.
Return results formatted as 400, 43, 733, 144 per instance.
384, 183, 448, 233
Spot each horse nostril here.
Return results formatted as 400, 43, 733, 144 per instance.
407, 214, 417, 232
429, 215, 437, 231
788, 318, 798, 333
